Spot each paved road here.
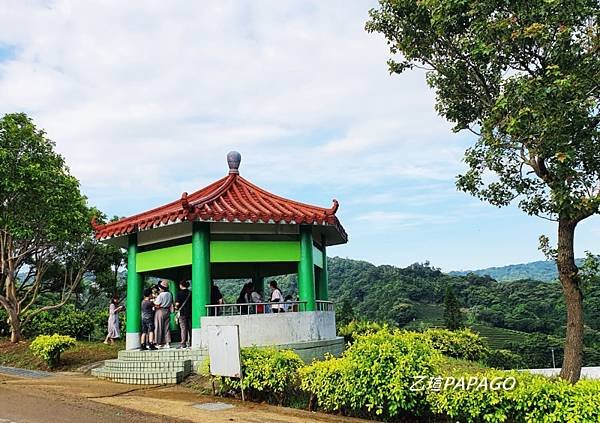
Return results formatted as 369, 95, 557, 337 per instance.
0, 372, 362, 423
0, 376, 187, 423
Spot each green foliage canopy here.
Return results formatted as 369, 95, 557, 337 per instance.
367, 0, 600, 221
0, 113, 89, 245
0, 113, 92, 341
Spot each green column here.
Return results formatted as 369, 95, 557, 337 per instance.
318, 238, 329, 301
298, 225, 316, 311
126, 234, 143, 350
191, 222, 211, 347
168, 280, 178, 331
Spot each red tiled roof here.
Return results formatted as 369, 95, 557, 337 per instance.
92, 172, 347, 242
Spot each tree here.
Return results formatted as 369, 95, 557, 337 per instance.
443, 286, 463, 330
80, 214, 126, 307
337, 298, 355, 326
0, 113, 93, 342
367, 0, 599, 383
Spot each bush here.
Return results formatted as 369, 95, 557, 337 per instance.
89, 307, 125, 340
428, 370, 600, 422
24, 305, 95, 340
223, 347, 304, 405
423, 328, 490, 361
29, 334, 76, 368
486, 349, 525, 370
0, 308, 10, 337
338, 320, 388, 343
300, 330, 442, 419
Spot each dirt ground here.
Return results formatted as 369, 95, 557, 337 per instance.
0, 372, 365, 423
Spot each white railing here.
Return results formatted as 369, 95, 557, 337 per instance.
206, 301, 307, 316
316, 300, 334, 312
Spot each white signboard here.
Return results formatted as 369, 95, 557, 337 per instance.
207, 325, 242, 378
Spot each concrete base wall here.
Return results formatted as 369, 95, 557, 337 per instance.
199, 310, 337, 348
277, 337, 345, 363
190, 337, 345, 369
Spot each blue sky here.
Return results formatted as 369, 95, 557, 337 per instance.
1, 1, 598, 271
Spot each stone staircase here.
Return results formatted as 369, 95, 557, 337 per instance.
91, 347, 207, 385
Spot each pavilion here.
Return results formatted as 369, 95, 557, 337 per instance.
92, 152, 348, 360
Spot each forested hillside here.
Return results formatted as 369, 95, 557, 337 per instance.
449, 259, 584, 282
325, 257, 600, 367
194, 256, 600, 368
219, 257, 600, 339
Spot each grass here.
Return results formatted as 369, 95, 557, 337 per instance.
403, 303, 445, 331
469, 324, 529, 349
0, 337, 123, 371
407, 302, 531, 350
440, 357, 489, 375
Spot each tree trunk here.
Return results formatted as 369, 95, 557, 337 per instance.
9, 309, 22, 343
2, 270, 23, 343
557, 218, 583, 383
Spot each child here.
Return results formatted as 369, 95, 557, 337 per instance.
140, 288, 157, 350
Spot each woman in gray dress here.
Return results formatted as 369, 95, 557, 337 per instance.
153, 283, 173, 348
104, 297, 124, 344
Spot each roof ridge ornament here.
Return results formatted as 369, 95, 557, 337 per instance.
227, 151, 241, 174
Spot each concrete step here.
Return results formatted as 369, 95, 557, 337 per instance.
117, 348, 207, 363
102, 359, 192, 373
91, 367, 186, 385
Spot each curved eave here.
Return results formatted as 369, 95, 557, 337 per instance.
93, 173, 347, 246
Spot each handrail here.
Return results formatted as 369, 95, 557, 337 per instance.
315, 300, 335, 312
206, 301, 307, 316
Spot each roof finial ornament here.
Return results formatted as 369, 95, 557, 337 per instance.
227, 151, 241, 174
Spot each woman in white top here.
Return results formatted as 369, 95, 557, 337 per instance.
269, 280, 284, 313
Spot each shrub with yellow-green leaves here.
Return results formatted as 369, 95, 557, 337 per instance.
422, 328, 490, 362
300, 330, 442, 419
337, 320, 388, 343
427, 369, 600, 422
29, 334, 76, 368
223, 347, 304, 404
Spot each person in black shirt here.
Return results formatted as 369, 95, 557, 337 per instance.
210, 280, 224, 316
174, 280, 192, 349
140, 288, 157, 350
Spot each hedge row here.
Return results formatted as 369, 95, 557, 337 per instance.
227, 329, 600, 422
0, 305, 121, 340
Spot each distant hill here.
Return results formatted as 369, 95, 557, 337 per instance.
448, 260, 584, 282
212, 256, 600, 366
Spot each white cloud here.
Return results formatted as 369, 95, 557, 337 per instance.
355, 210, 455, 227
0, 0, 467, 204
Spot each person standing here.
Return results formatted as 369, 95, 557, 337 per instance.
140, 288, 157, 350
210, 280, 224, 316
246, 284, 264, 314
174, 280, 192, 348
236, 282, 251, 315
269, 280, 284, 313
104, 297, 124, 344
154, 282, 173, 348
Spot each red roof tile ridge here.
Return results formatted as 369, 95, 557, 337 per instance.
236, 176, 339, 215
94, 175, 230, 233
93, 171, 343, 240
186, 174, 236, 207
